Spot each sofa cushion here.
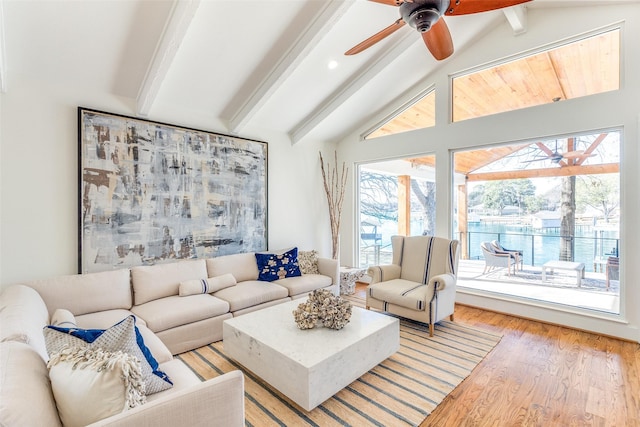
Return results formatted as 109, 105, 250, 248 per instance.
146, 359, 202, 402
298, 250, 320, 274
43, 316, 173, 395
48, 346, 146, 427
23, 269, 132, 317
0, 285, 50, 361
213, 281, 289, 312
206, 252, 259, 282
75, 309, 147, 328
131, 260, 208, 305
367, 278, 428, 311
255, 247, 302, 282
131, 294, 230, 333
179, 273, 237, 296
274, 274, 332, 297
74, 311, 172, 365
0, 341, 62, 427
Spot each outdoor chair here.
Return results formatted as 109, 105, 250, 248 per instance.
490, 240, 523, 271
605, 256, 619, 290
481, 241, 515, 276
366, 235, 459, 336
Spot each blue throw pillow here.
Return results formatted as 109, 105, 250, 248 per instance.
255, 247, 302, 281
43, 315, 172, 395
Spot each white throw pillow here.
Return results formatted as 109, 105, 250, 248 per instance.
51, 309, 77, 328
48, 346, 146, 427
179, 273, 237, 296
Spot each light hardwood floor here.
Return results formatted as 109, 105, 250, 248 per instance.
354, 283, 640, 426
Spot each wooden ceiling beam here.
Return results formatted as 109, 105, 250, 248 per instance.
576, 132, 607, 165
466, 163, 619, 181
137, 0, 201, 117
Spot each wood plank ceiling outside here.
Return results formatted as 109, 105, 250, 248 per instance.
391, 29, 620, 180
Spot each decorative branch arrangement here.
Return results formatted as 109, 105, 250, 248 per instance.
320, 151, 348, 260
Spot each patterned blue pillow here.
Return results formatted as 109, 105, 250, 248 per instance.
43, 315, 172, 395
255, 247, 302, 281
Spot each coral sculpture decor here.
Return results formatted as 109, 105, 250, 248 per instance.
292, 289, 352, 330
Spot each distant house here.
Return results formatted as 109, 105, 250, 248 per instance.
531, 211, 561, 229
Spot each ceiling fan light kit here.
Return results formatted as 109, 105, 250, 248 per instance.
400, 1, 448, 33
346, 0, 532, 61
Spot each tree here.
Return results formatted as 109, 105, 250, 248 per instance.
576, 175, 619, 222
359, 171, 436, 235
482, 179, 536, 214
559, 176, 576, 261
411, 179, 436, 235
359, 171, 398, 222
468, 184, 485, 208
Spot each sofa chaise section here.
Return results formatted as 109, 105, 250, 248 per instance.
0, 282, 244, 427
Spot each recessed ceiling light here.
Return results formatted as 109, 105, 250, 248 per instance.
328, 60, 338, 70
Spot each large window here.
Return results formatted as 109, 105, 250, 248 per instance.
452, 130, 621, 314
452, 28, 620, 122
357, 156, 436, 267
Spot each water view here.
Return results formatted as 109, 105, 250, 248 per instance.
465, 221, 619, 272
359, 217, 619, 274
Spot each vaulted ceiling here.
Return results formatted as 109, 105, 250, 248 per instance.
1, 0, 636, 144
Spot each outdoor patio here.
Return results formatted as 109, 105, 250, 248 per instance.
457, 259, 620, 314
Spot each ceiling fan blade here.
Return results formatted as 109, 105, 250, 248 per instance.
521, 157, 552, 163
368, 0, 405, 6
423, 18, 454, 60
345, 19, 406, 55
445, 0, 532, 16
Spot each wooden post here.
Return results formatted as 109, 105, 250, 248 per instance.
457, 183, 469, 260
398, 175, 411, 236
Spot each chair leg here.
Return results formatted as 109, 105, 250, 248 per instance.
429, 323, 434, 337
449, 313, 454, 321
366, 306, 370, 310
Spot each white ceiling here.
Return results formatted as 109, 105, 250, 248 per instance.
1, 0, 637, 143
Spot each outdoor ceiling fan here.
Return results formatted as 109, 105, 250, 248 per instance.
345, 0, 532, 61
522, 141, 594, 165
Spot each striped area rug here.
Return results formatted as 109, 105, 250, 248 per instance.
177, 302, 501, 426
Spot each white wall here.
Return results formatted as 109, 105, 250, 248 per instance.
0, 79, 333, 286
338, 4, 640, 341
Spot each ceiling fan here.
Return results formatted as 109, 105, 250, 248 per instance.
344, 0, 532, 60
522, 141, 594, 165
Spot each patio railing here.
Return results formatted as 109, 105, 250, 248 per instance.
359, 232, 619, 273
461, 231, 618, 273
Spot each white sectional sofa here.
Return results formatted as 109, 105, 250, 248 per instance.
0, 249, 338, 426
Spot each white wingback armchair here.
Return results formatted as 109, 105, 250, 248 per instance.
366, 235, 460, 336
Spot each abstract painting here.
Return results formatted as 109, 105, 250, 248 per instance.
78, 108, 268, 274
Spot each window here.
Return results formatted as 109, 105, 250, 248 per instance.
452, 130, 621, 314
365, 90, 435, 140
452, 28, 620, 122
358, 156, 436, 267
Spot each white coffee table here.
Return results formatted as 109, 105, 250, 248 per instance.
223, 299, 399, 411
542, 260, 586, 286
